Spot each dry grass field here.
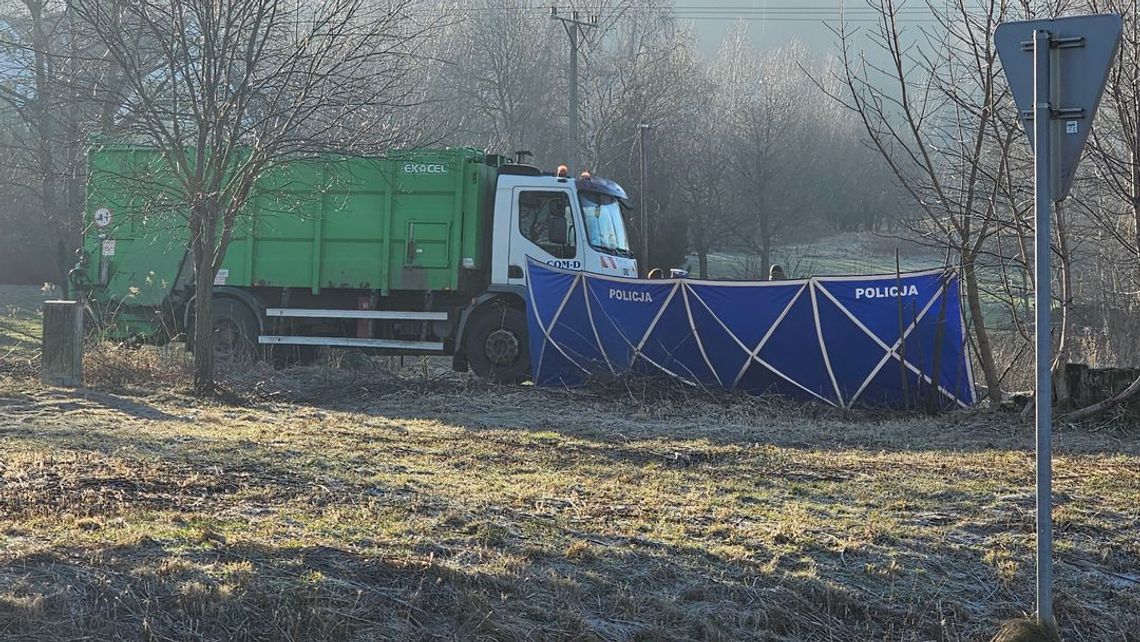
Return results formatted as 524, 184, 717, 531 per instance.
0, 285, 1137, 641
0, 285, 50, 377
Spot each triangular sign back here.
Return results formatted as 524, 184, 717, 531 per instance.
994, 14, 1122, 201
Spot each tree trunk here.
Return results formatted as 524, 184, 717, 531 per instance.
29, 0, 63, 293
1133, 120, 1140, 285
962, 252, 1003, 404
1135, 196, 1140, 284
1053, 201, 1073, 406
693, 225, 709, 279
60, 167, 85, 298
1068, 121, 1140, 419
758, 210, 772, 279
59, 21, 83, 299
190, 228, 214, 396
56, 239, 71, 298
1064, 31, 1140, 420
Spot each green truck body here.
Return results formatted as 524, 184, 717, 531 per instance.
74, 143, 637, 381
79, 145, 506, 336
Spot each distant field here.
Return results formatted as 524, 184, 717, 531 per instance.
681, 232, 946, 280
684, 233, 1018, 331
0, 282, 1138, 641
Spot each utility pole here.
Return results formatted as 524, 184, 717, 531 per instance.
638, 123, 651, 273
551, 6, 597, 173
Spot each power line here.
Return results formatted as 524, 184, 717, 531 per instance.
403, 4, 939, 23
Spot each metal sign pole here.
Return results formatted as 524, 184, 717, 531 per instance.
1032, 27, 1054, 629
996, 12, 1121, 631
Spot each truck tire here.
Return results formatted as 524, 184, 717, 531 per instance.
465, 305, 530, 383
211, 298, 260, 368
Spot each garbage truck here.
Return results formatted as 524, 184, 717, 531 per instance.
70, 145, 638, 382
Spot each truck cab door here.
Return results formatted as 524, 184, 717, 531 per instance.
506, 188, 580, 285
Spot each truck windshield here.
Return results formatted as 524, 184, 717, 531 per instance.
579, 191, 632, 255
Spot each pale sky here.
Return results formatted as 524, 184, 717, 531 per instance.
686, 0, 841, 57
675, 1, 938, 59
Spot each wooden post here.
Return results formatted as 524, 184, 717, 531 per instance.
41, 300, 83, 387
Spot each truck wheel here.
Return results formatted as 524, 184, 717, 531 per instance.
465, 306, 530, 383
212, 298, 260, 367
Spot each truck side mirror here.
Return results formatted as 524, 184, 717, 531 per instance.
549, 214, 567, 245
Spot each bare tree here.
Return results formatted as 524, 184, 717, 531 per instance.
72, 0, 429, 394
578, 0, 703, 269
431, 0, 560, 156
822, 0, 1029, 404
0, 0, 94, 291
675, 70, 732, 279
707, 26, 841, 276
1067, 0, 1140, 417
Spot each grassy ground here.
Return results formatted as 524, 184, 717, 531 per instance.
1, 287, 1138, 641
682, 233, 946, 281
0, 284, 53, 374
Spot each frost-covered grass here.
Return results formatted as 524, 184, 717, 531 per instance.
0, 363, 1137, 641
1, 277, 1136, 640
0, 285, 53, 374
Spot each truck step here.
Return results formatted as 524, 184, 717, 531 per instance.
259, 336, 446, 351
265, 308, 448, 321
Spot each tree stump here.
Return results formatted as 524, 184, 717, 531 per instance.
1065, 363, 1140, 407
41, 300, 83, 387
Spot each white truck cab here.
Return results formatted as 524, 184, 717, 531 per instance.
490, 167, 639, 287
455, 164, 638, 384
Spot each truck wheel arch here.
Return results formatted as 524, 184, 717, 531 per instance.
451, 289, 526, 374
182, 287, 266, 337
461, 302, 530, 383
456, 292, 525, 346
